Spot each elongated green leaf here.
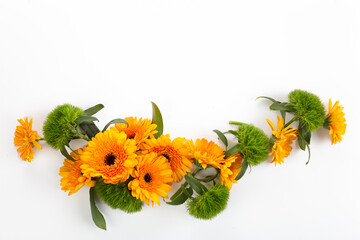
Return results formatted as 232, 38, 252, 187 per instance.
88, 123, 101, 136
298, 134, 306, 151
60, 145, 75, 161
256, 96, 278, 103
297, 123, 311, 151
89, 188, 106, 230
79, 122, 100, 139
168, 186, 193, 205
83, 104, 104, 116
167, 193, 188, 205
225, 144, 242, 158
269, 102, 291, 111
303, 128, 311, 144
102, 118, 128, 132
185, 174, 208, 195
170, 186, 184, 201
182, 187, 193, 198
75, 116, 98, 125
226, 130, 239, 137
235, 160, 248, 180
280, 110, 286, 119
167, 191, 189, 205
151, 102, 163, 138
229, 121, 244, 126
213, 129, 228, 147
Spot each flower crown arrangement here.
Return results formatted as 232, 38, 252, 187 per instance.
14, 89, 346, 230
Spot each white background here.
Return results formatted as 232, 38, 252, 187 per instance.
1, 0, 359, 239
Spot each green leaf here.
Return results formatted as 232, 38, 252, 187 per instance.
225, 130, 239, 136
256, 96, 278, 103
298, 134, 306, 150
79, 122, 100, 139
182, 186, 193, 198
75, 116, 99, 125
235, 160, 248, 180
89, 188, 106, 230
270, 102, 290, 111
229, 121, 245, 126
60, 145, 75, 161
83, 104, 104, 116
213, 129, 228, 147
151, 102, 163, 138
185, 174, 208, 195
167, 192, 189, 205
224, 144, 242, 158
167, 188, 193, 206
280, 110, 286, 119
102, 118, 128, 132
303, 128, 311, 144
297, 123, 311, 151
170, 186, 184, 201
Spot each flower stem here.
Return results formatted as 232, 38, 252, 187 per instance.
192, 167, 201, 176
284, 117, 297, 128
194, 169, 220, 182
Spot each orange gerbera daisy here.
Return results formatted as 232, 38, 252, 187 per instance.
267, 116, 297, 166
187, 138, 225, 169
14, 117, 42, 162
112, 117, 157, 147
327, 99, 346, 145
142, 134, 193, 183
59, 148, 96, 196
128, 153, 173, 206
80, 129, 137, 184
219, 153, 242, 190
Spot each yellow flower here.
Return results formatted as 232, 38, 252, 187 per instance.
142, 134, 193, 183
80, 129, 138, 184
128, 153, 173, 206
59, 148, 96, 196
14, 117, 42, 162
112, 117, 157, 147
327, 99, 346, 145
187, 138, 225, 169
219, 153, 242, 190
267, 116, 297, 166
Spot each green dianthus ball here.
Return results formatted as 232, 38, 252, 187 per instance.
187, 185, 229, 220
235, 123, 269, 166
43, 104, 83, 149
288, 89, 326, 131
95, 179, 143, 213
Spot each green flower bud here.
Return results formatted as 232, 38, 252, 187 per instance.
288, 89, 326, 131
187, 185, 229, 220
43, 104, 83, 149
235, 123, 269, 166
95, 179, 143, 213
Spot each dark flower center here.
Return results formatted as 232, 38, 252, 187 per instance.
144, 173, 152, 183
128, 133, 136, 139
105, 153, 116, 166
162, 154, 171, 162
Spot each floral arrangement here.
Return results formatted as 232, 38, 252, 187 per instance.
14, 89, 346, 230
